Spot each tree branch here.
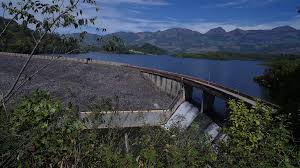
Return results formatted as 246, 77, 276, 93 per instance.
4, 49, 79, 103
0, 1, 31, 38
3, 0, 80, 101
3, 31, 47, 100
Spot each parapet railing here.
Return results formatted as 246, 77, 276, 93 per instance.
125, 65, 279, 109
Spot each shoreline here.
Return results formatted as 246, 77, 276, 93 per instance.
80, 51, 300, 61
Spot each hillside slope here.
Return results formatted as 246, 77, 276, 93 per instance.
111, 26, 300, 54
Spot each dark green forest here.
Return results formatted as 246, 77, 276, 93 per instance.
255, 59, 300, 142
100, 35, 129, 54
130, 43, 167, 55
176, 52, 300, 60
97, 35, 167, 55
0, 17, 79, 54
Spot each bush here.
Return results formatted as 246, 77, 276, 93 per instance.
1, 91, 299, 167
214, 100, 300, 168
0, 91, 215, 167
254, 59, 300, 141
1, 91, 86, 167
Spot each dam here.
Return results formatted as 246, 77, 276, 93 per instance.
0, 52, 278, 142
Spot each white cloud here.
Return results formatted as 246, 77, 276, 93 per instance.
82, 13, 300, 34
1, 0, 299, 35
202, 0, 278, 8
55, 0, 300, 35
217, 0, 249, 7
98, 0, 169, 6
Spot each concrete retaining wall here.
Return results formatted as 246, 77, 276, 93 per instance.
80, 109, 172, 128
143, 72, 183, 98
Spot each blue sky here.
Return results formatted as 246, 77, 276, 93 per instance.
76, 0, 300, 34
2, 0, 300, 34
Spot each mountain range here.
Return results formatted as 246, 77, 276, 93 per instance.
70, 26, 300, 54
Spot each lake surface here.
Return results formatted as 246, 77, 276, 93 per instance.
67, 52, 269, 120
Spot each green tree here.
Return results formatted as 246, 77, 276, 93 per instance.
132, 43, 167, 55
255, 59, 300, 142
101, 35, 128, 53
214, 100, 300, 168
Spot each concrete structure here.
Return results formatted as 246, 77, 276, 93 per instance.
1, 52, 279, 142
78, 59, 278, 142
163, 101, 199, 129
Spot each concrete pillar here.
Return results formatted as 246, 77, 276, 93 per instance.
177, 82, 182, 92
145, 73, 149, 78
183, 84, 193, 101
148, 73, 152, 80
151, 74, 156, 83
201, 90, 215, 113
171, 80, 178, 96
166, 79, 172, 94
156, 76, 161, 89
161, 78, 167, 91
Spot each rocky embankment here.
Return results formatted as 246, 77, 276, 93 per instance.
0, 53, 172, 111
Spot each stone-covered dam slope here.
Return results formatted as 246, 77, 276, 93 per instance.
0, 53, 172, 111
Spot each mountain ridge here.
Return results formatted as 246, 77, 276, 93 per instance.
69, 26, 300, 54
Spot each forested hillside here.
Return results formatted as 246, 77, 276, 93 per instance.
0, 17, 79, 54
112, 27, 300, 54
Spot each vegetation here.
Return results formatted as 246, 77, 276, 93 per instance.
0, 17, 80, 54
175, 52, 300, 60
0, 91, 214, 167
1, 91, 299, 167
130, 43, 167, 55
101, 35, 129, 54
215, 100, 300, 167
98, 37, 167, 55
255, 59, 300, 142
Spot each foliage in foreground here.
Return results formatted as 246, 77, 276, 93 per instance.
0, 91, 299, 167
214, 100, 300, 168
0, 91, 214, 167
254, 59, 300, 141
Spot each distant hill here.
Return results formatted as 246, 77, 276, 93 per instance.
70, 26, 300, 54
67, 26, 300, 54
114, 26, 300, 54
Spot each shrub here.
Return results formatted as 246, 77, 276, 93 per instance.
1, 91, 299, 167
214, 100, 300, 168
0, 91, 214, 167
